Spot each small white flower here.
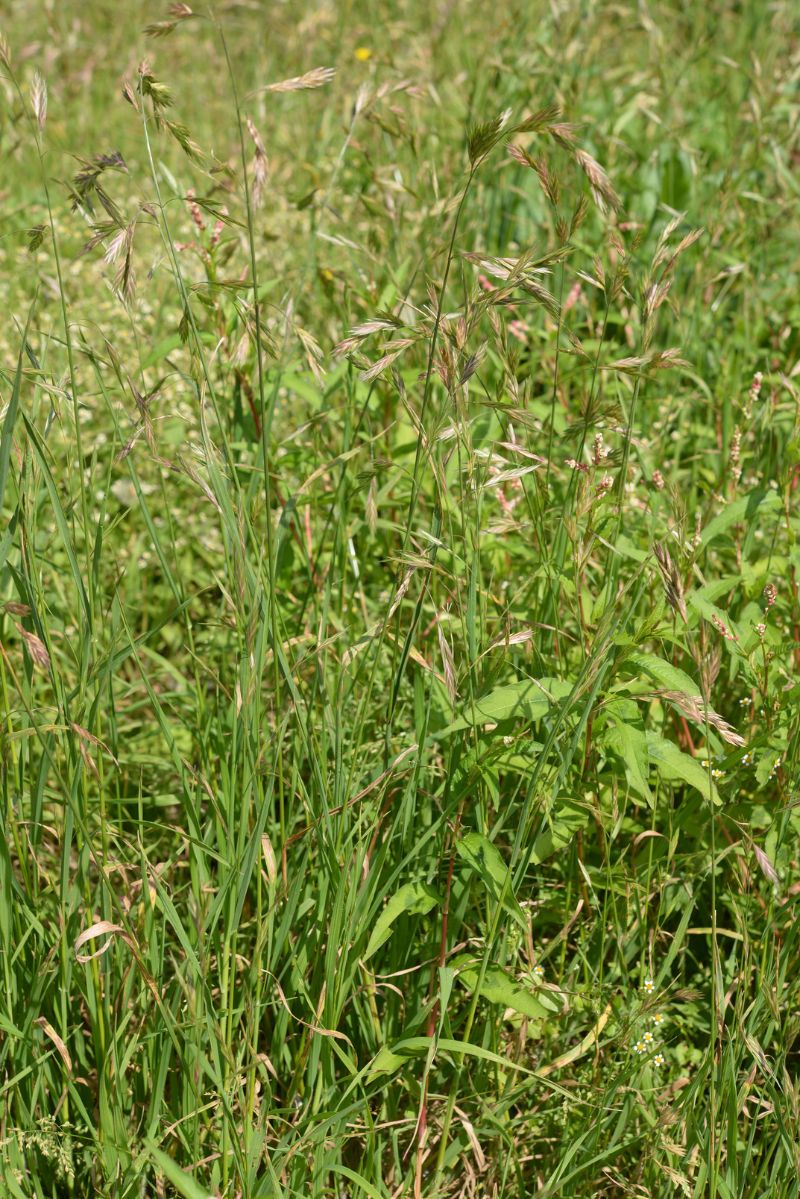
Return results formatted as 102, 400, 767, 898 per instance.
643, 977, 655, 995
653, 1052, 665, 1067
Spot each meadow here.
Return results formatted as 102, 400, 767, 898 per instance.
1, 1, 799, 1195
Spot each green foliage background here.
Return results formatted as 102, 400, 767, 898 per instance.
0, 1, 799, 1196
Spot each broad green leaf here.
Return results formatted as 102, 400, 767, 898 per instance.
453, 956, 548, 1020
329, 1165, 389, 1199
605, 722, 653, 805
626, 652, 700, 697
531, 798, 592, 860
436, 676, 572, 738
366, 1045, 407, 1080
700, 490, 780, 546
456, 831, 526, 930
365, 881, 440, 958
687, 593, 743, 644
146, 1145, 214, 1199
645, 733, 720, 803
469, 676, 571, 722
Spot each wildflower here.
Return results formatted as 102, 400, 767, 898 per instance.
756, 622, 766, 639
741, 752, 752, 766
653, 1052, 665, 1067
532, 965, 544, 982
643, 977, 655, 995
700, 759, 709, 768
711, 613, 736, 641
643, 1030, 654, 1044
711, 768, 725, 780
749, 371, 763, 403
592, 432, 609, 465
652, 1012, 665, 1026
596, 473, 614, 494
652, 469, 665, 490
739, 696, 750, 707
729, 426, 741, 475
763, 583, 777, 608
354, 46, 373, 61
509, 318, 529, 344
633, 1040, 646, 1055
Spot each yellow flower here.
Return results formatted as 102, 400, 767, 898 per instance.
354, 46, 373, 61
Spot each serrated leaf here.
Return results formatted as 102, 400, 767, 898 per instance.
456, 831, 526, 930
453, 956, 548, 1020
365, 881, 440, 958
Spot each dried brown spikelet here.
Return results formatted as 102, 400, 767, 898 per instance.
246, 117, 268, 210
654, 690, 745, 747
653, 542, 687, 623
360, 340, 413, 382
573, 148, 620, 213
258, 66, 336, 93
30, 70, 47, 132
145, 3, 193, 36
4, 601, 30, 616
604, 347, 688, 376
17, 625, 50, 671
545, 121, 578, 149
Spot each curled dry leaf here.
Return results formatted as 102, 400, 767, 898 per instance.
35, 1017, 72, 1074
74, 920, 129, 963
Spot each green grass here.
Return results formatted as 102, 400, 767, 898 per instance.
1, 1, 800, 1196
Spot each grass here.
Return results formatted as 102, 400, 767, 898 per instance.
1, 1, 799, 1196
